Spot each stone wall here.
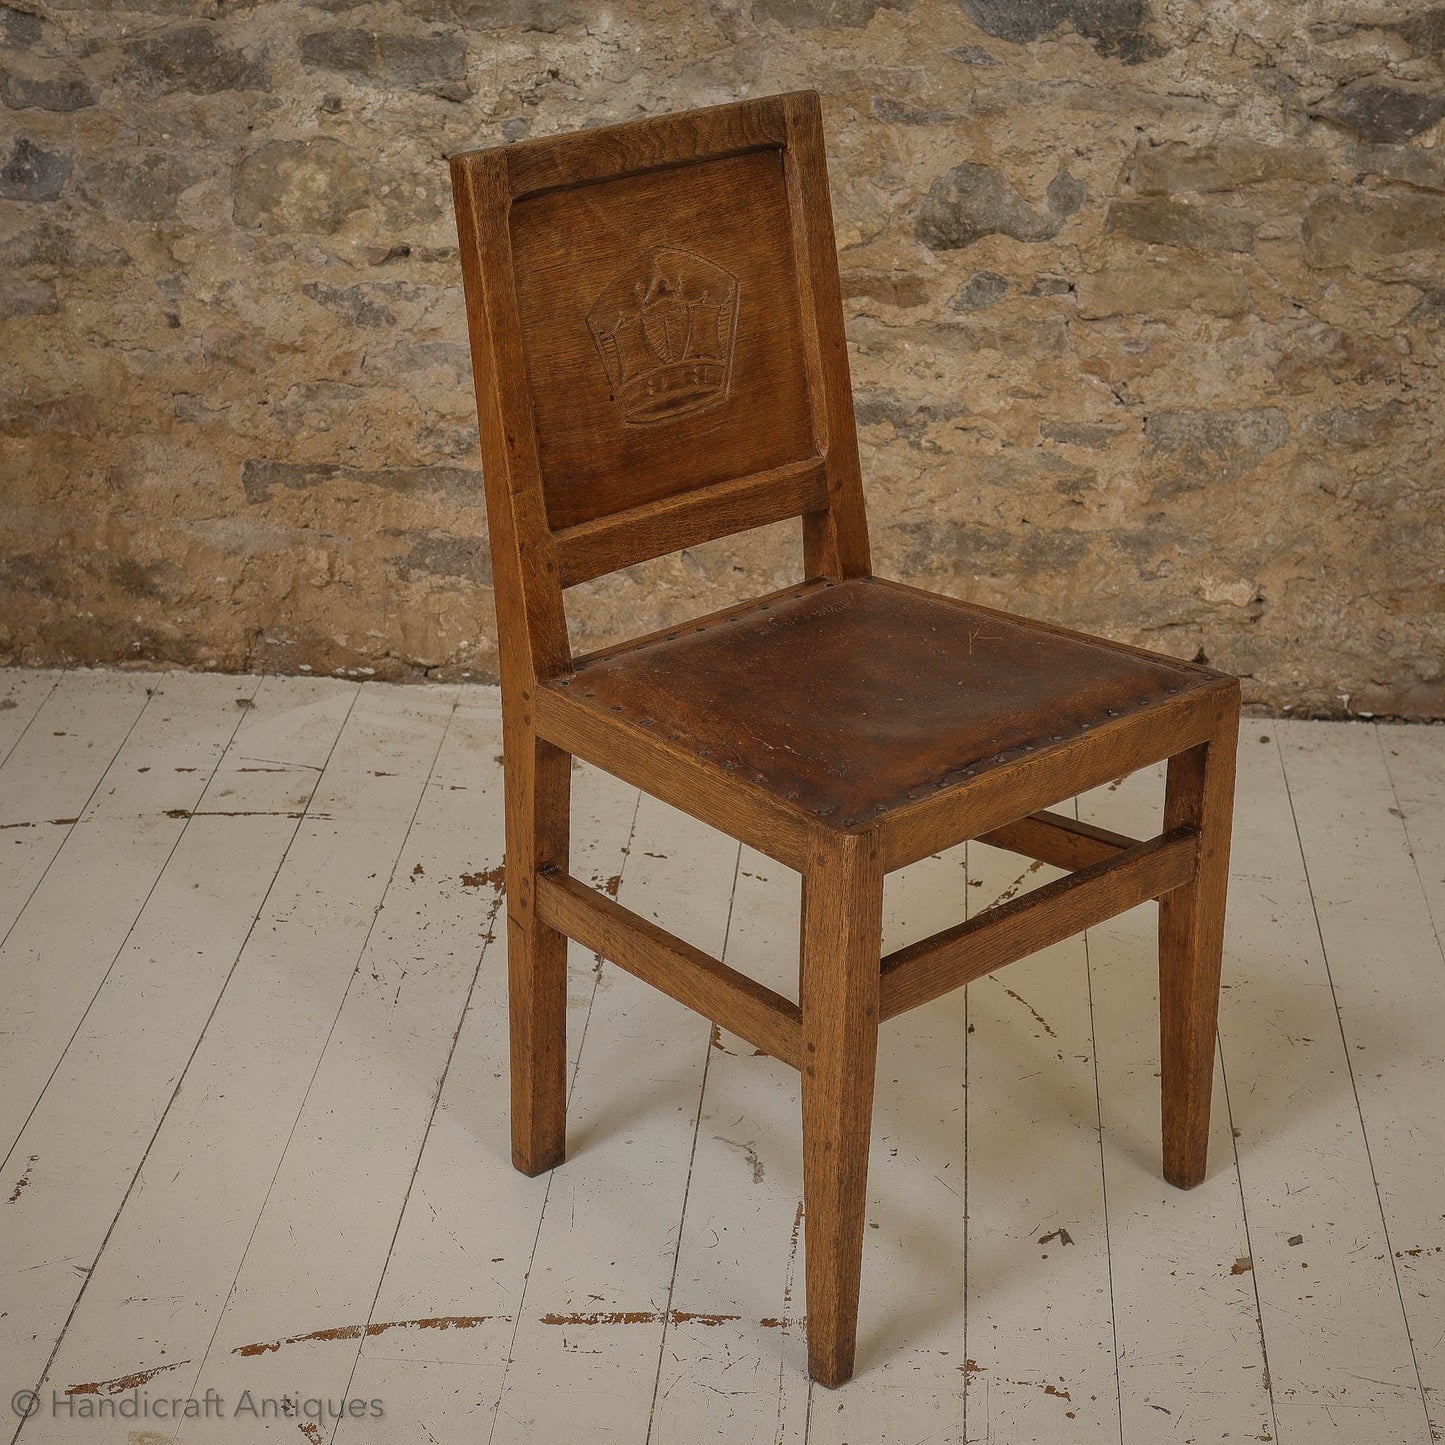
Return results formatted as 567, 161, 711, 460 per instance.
1, 0, 1441, 716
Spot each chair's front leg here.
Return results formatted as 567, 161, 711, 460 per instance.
1159, 702, 1239, 1189
800, 827, 885, 1388
504, 715, 572, 1177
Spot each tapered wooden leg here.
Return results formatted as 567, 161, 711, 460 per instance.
800, 828, 884, 1388
505, 718, 572, 1177
1159, 707, 1239, 1189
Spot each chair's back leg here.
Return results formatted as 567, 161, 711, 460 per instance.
1158, 710, 1239, 1190
505, 716, 573, 1177
800, 828, 885, 1387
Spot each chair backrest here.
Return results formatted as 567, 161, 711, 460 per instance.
450, 91, 871, 682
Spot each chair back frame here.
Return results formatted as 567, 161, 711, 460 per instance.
449, 90, 870, 690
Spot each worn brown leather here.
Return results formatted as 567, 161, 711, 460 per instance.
556, 576, 1217, 824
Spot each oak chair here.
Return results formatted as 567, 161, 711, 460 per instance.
449, 90, 1239, 1388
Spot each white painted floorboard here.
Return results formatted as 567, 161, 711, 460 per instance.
0, 670, 1440, 1445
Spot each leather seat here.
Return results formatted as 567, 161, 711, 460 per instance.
555, 576, 1218, 827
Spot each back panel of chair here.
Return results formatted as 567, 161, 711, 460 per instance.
511, 144, 814, 531
450, 92, 870, 678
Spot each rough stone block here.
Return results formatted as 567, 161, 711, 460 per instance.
1306, 403, 1405, 450
1106, 196, 1257, 252
1407, 289, 1445, 325
1127, 139, 1330, 194
0, 69, 96, 110
934, 312, 1071, 357
950, 270, 1010, 310
1309, 80, 1445, 145
0, 276, 57, 317
960, 0, 1164, 62
239, 459, 484, 504
300, 280, 413, 327
1145, 407, 1289, 497
232, 137, 371, 233
404, 0, 579, 30
0, 136, 70, 200
0, 220, 125, 268
840, 268, 930, 306
298, 28, 469, 100
393, 530, 492, 586
871, 95, 963, 124
0, 4, 42, 46
1303, 187, 1445, 279
1346, 144, 1445, 193
1077, 254, 1251, 318
121, 24, 270, 95
752, 0, 906, 29
917, 162, 1085, 249
81, 150, 202, 222
1395, 8, 1445, 57
1041, 419, 1127, 449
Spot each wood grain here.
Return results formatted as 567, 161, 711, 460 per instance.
553, 458, 827, 588
1159, 694, 1239, 1189
781, 90, 870, 582
880, 825, 1199, 1021
502, 93, 789, 202
800, 827, 884, 1388
508, 146, 816, 532
971, 807, 1136, 870
535, 868, 803, 1068
503, 730, 572, 1177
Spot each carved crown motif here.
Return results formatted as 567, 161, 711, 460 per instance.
587, 246, 740, 426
